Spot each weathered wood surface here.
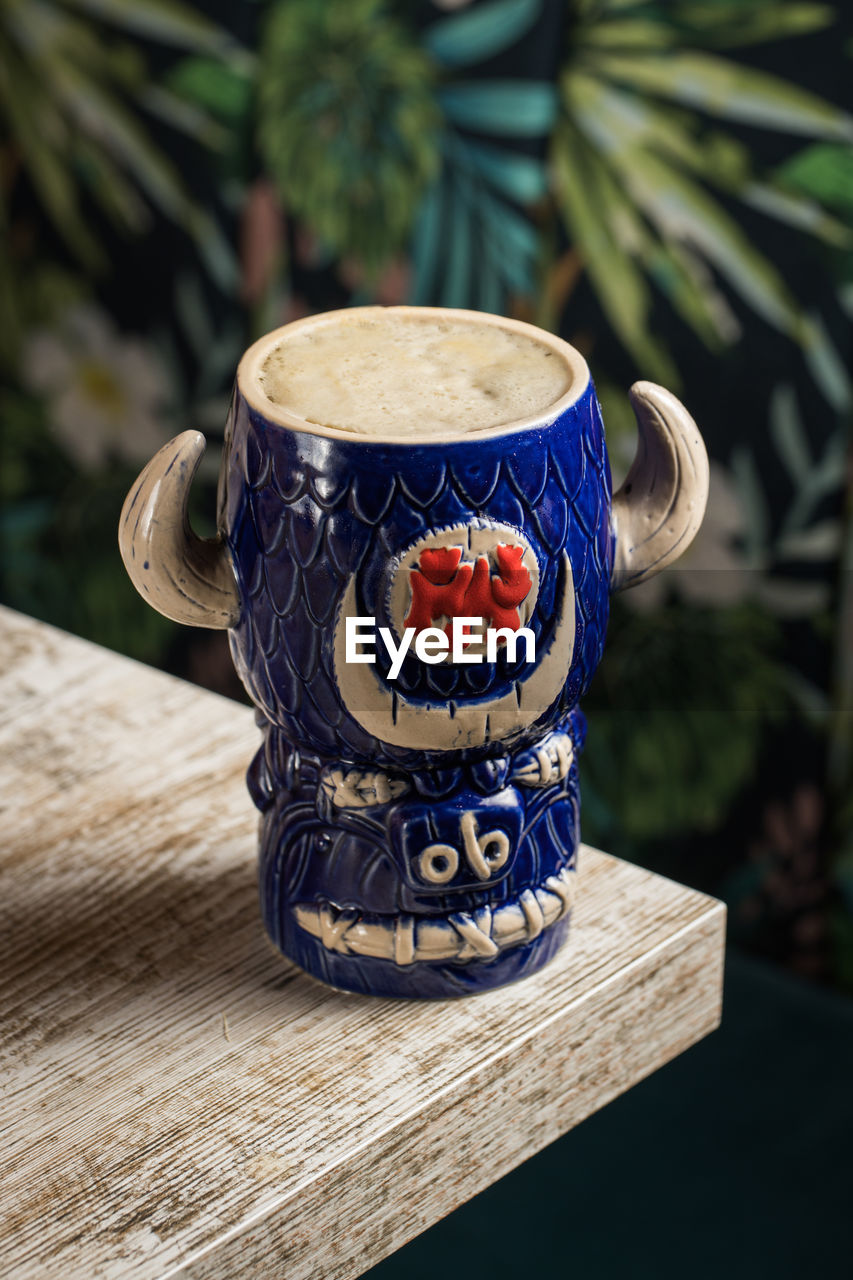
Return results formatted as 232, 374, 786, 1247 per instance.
0, 607, 726, 1280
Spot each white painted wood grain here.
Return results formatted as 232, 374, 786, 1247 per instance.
0, 607, 725, 1280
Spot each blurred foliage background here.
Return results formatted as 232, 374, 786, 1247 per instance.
1, 0, 851, 987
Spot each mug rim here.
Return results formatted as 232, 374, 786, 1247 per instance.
236, 305, 591, 445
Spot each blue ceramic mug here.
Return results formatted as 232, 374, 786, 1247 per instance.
120, 306, 708, 998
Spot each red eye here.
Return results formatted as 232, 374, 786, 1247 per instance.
418, 546, 463, 584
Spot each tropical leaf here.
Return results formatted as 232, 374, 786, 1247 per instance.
463, 140, 548, 203
137, 84, 230, 148
565, 73, 851, 249
556, 78, 782, 354
411, 138, 541, 311
45, 57, 193, 222
476, 243, 505, 314
403, 1, 557, 317
551, 121, 679, 383
0, 0, 239, 307
775, 142, 853, 213
442, 174, 474, 309
586, 51, 853, 139
800, 314, 853, 412
770, 384, 812, 483
550, 3, 853, 377
62, 0, 237, 53
478, 181, 538, 260
563, 72, 709, 171
729, 445, 770, 564
755, 577, 831, 616
741, 182, 852, 248
424, 0, 543, 69
0, 71, 100, 265
777, 521, 843, 561
578, 19, 679, 51
670, 1, 834, 48
411, 177, 445, 305
166, 56, 253, 126
643, 238, 735, 348
258, 0, 440, 274
581, 601, 788, 841
603, 146, 803, 336
73, 134, 151, 233
767, 388, 847, 546
437, 81, 558, 136
186, 208, 239, 293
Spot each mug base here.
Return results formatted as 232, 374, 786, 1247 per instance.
271, 914, 573, 1000
253, 717, 584, 1000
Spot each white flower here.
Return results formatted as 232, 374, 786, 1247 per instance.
624, 461, 757, 611
22, 304, 173, 471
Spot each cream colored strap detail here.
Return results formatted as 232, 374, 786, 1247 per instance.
292, 866, 578, 964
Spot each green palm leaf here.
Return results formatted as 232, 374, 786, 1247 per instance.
136, 84, 229, 148
411, 178, 445, 305
0, 67, 99, 264
411, 141, 542, 311
463, 139, 548, 203
741, 182, 851, 248
258, 0, 440, 274
595, 142, 803, 336
73, 135, 151, 232
479, 188, 539, 286
586, 50, 853, 139
44, 55, 192, 222
443, 174, 474, 308
551, 0, 851, 377
165, 56, 252, 127
0, 0, 237, 292
564, 66, 851, 252
424, 0, 543, 68
438, 81, 558, 136
551, 122, 679, 383
643, 238, 735, 349
669, 2, 834, 48
577, 18, 679, 51
61, 0, 238, 56
775, 142, 853, 213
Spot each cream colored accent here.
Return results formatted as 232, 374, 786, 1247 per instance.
393, 916, 417, 966
319, 905, 358, 954
292, 865, 578, 963
419, 844, 460, 885
449, 911, 500, 960
238, 306, 591, 446
519, 889, 546, 940
333, 552, 575, 751
320, 766, 409, 809
119, 430, 240, 629
514, 731, 574, 787
611, 381, 710, 591
418, 811, 511, 886
458, 811, 510, 881
544, 871, 576, 914
388, 521, 539, 663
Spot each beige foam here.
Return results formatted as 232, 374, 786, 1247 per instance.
258, 313, 571, 436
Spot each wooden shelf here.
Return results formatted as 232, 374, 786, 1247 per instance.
0, 608, 725, 1280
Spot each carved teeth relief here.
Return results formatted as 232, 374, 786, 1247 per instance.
293, 865, 576, 965
513, 731, 574, 787
320, 765, 409, 808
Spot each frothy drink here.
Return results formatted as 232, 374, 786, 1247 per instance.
257, 310, 572, 436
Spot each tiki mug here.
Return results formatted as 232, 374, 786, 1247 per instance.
119, 307, 708, 999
